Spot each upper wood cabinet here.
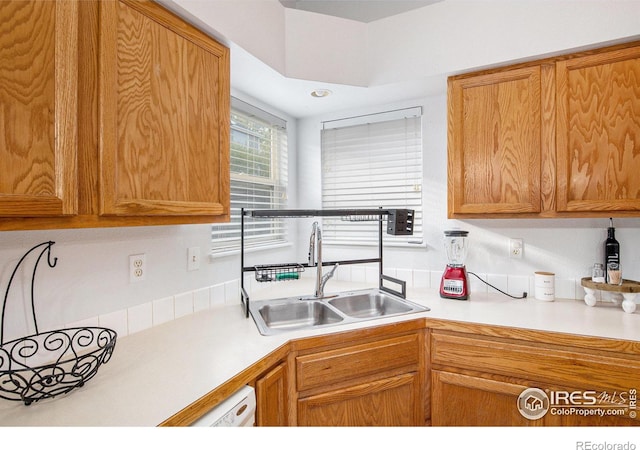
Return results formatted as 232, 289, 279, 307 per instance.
556, 45, 640, 213
99, 0, 229, 217
0, 1, 78, 217
0, 0, 230, 230
448, 40, 640, 218
447, 65, 553, 216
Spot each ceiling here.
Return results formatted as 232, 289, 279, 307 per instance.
279, 0, 440, 23
230, 41, 444, 120
161, 1, 640, 120
231, 1, 446, 119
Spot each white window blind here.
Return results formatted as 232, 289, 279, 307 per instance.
321, 108, 423, 246
211, 98, 288, 253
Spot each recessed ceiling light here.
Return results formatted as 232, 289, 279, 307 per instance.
311, 89, 332, 98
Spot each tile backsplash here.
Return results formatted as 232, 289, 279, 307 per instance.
65, 279, 241, 340
64, 268, 590, 340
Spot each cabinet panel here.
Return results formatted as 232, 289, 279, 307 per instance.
431, 329, 640, 426
431, 370, 540, 426
296, 334, 419, 393
99, 0, 229, 217
448, 66, 545, 215
298, 373, 419, 426
431, 332, 640, 393
0, 0, 77, 217
255, 362, 288, 427
556, 45, 640, 212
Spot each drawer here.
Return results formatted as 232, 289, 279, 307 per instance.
431, 331, 640, 391
296, 334, 419, 392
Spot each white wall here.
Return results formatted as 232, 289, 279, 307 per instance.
368, 1, 640, 85
296, 95, 640, 299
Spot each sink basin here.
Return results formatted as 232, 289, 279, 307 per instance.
256, 300, 343, 333
249, 289, 428, 336
329, 292, 413, 318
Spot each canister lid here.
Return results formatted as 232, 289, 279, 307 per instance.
444, 230, 468, 237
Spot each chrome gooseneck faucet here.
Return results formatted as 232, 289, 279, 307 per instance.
309, 221, 338, 298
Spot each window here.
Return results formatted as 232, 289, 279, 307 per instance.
321, 107, 423, 246
211, 97, 288, 253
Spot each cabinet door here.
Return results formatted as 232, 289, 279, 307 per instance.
255, 362, 288, 427
0, 1, 77, 217
431, 370, 544, 426
298, 373, 420, 426
556, 45, 640, 212
448, 66, 554, 216
99, 0, 230, 217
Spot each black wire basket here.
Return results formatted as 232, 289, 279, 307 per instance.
0, 242, 117, 406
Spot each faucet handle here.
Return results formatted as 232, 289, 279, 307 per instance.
322, 263, 339, 283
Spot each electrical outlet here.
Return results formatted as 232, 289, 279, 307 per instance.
187, 247, 200, 271
129, 254, 146, 282
509, 238, 523, 259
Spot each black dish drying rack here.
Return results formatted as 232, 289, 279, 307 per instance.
240, 208, 414, 318
0, 242, 117, 405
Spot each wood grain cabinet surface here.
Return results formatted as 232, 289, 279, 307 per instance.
99, 0, 229, 218
448, 40, 640, 218
430, 329, 640, 426
556, 45, 640, 214
0, 0, 230, 230
447, 65, 551, 216
293, 327, 427, 426
255, 361, 289, 426
0, 1, 78, 218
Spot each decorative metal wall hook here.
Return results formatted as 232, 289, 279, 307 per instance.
1, 241, 56, 344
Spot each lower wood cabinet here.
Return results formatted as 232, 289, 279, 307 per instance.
298, 372, 420, 426
255, 361, 288, 426
432, 370, 541, 426
292, 324, 428, 426
164, 320, 639, 428
430, 328, 640, 427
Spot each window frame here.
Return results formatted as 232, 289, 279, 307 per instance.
211, 97, 288, 255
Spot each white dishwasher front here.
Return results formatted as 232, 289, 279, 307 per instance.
190, 385, 256, 427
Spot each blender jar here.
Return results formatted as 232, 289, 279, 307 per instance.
444, 230, 469, 267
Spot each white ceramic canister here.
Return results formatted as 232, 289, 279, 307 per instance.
534, 271, 555, 301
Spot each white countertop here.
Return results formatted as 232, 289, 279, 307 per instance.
1, 279, 638, 426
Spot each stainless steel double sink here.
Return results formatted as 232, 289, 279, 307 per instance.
249, 288, 429, 336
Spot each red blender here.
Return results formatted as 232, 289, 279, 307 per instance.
440, 230, 469, 300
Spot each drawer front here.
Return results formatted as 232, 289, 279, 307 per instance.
296, 334, 419, 392
431, 332, 640, 392
298, 373, 420, 426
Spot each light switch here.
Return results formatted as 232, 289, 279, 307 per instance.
188, 247, 200, 271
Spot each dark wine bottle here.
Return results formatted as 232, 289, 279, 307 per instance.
604, 218, 620, 283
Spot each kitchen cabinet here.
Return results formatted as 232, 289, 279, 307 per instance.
0, 1, 78, 218
0, 0, 230, 230
293, 325, 427, 426
432, 370, 537, 426
159, 315, 638, 428
447, 65, 554, 216
430, 328, 640, 426
99, 0, 229, 218
447, 40, 640, 218
255, 361, 289, 426
556, 44, 640, 213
